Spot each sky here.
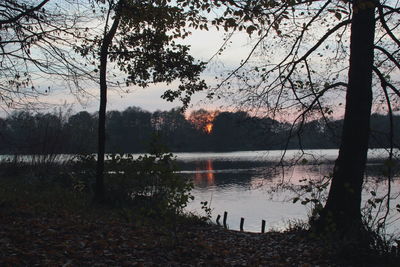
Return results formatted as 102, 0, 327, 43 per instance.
0, 0, 357, 119
2, 0, 399, 120
33, 27, 253, 116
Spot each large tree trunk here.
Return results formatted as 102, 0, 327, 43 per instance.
317, 0, 376, 234
94, 5, 122, 203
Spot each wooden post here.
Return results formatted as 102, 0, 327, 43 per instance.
223, 211, 228, 229
216, 214, 221, 226
261, 220, 266, 233
240, 217, 244, 231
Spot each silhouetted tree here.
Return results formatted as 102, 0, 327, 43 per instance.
106, 110, 124, 152
32, 113, 65, 157
0, 118, 7, 153
195, 0, 400, 239
212, 111, 249, 151
66, 111, 97, 154
318, 0, 377, 236
5, 111, 35, 154
120, 107, 152, 152
369, 113, 400, 148
152, 108, 199, 151
75, 0, 207, 202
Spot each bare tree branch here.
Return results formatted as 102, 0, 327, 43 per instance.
373, 66, 400, 98
374, 45, 400, 70
0, 0, 50, 26
378, 4, 400, 47
374, 62, 395, 230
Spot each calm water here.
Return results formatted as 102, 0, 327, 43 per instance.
175, 149, 400, 234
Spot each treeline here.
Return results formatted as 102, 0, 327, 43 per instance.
0, 106, 398, 155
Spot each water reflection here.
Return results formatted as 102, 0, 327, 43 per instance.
181, 156, 400, 233
186, 160, 333, 188
194, 160, 215, 187
184, 160, 326, 232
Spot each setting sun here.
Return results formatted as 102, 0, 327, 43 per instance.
188, 110, 219, 134
205, 123, 213, 134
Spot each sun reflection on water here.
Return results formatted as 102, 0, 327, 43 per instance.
193, 159, 215, 186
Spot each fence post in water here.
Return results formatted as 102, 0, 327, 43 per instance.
261, 220, 266, 233
216, 214, 221, 226
223, 211, 228, 229
240, 217, 244, 232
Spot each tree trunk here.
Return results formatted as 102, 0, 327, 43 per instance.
317, 0, 376, 235
94, 4, 122, 203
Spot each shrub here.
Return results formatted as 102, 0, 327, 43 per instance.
71, 150, 194, 220
104, 152, 193, 215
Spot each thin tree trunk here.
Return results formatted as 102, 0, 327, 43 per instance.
94, 3, 122, 203
317, 0, 376, 234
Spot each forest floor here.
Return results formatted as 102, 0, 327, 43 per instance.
0, 200, 346, 267
0, 171, 396, 266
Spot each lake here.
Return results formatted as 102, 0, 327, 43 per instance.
2, 149, 398, 234
174, 149, 400, 234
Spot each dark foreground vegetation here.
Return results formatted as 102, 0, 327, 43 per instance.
1, 157, 399, 266
0, 107, 398, 155
1, 1, 399, 264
